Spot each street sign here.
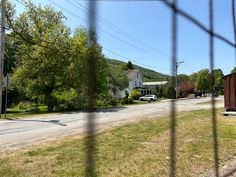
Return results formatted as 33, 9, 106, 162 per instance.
3, 74, 11, 88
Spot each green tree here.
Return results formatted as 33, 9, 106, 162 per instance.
108, 68, 128, 95
212, 69, 224, 94
196, 69, 210, 94
11, 1, 71, 111
155, 85, 165, 98
4, 35, 21, 75
177, 74, 189, 83
131, 89, 141, 100
189, 72, 198, 87
69, 27, 111, 108
231, 67, 236, 73
126, 61, 134, 70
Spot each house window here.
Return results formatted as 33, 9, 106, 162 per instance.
137, 74, 139, 78
135, 81, 137, 87
139, 82, 141, 86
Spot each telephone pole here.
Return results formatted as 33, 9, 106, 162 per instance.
0, 0, 6, 118
175, 60, 184, 99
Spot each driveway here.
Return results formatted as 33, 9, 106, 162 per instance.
0, 96, 224, 153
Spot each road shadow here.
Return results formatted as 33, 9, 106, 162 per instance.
59, 107, 127, 114
5, 119, 67, 126
94, 107, 126, 113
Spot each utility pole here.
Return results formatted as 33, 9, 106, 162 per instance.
175, 60, 184, 99
0, 0, 6, 118
4, 74, 8, 119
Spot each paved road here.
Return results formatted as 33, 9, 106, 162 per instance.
0, 97, 224, 153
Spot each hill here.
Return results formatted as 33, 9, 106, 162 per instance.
106, 59, 170, 82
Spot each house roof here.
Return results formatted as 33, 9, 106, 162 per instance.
143, 81, 168, 86
223, 72, 236, 78
127, 69, 142, 80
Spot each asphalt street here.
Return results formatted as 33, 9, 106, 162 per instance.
0, 96, 224, 153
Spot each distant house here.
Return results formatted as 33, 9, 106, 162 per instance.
116, 69, 143, 98
116, 69, 169, 98
143, 81, 168, 90
138, 81, 168, 96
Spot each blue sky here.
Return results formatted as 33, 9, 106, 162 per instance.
14, 0, 235, 76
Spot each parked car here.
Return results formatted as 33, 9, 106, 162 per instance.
194, 91, 202, 98
213, 91, 218, 97
139, 94, 157, 101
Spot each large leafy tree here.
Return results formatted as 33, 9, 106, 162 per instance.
108, 68, 128, 95
179, 81, 194, 97
4, 35, 21, 76
5, 1, 136, 111
177, 74, 189, 83
212, 69, 224, 94
69, 27, 111, 107
189, 72, 198, 87
196, 69, 210, 94
11, 1, 71, 111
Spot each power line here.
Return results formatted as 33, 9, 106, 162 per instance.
60, 0, 168, 60
15, 0, 170, 73
68, 0, 169, 58
75, 0, 164, 1
163, 1, 235, 48
46, 0, 171, 71
103, 47, 170, 73
15, 0, 24, 5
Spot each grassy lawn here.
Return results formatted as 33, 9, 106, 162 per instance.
0, 109, 236, 177
1, 101, 152, 120
1, 105, 58, 120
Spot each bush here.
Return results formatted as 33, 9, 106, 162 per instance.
25, 107, 40, 113
96, 98, 123, 108
108, 98, 118, 106
96, 100, 107, 107
53, 89, 78, 111
163, 86, 176, 99
122, 97, 133, 105
18, 102, 26, 109
131, 89, 141, 100
55, 104, 69, 112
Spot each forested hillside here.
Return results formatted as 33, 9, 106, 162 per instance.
107, 59, 170, 81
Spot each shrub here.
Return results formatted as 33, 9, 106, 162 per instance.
53, 89, 78, 111
96, 100, 107, 107
122, 97, 133, 105
25, 107, 40, 113
163, 86, 176, 99
131, 89, 141, 100
96, 98, 123, 107
108, 98, 118, 106
18, 102, 26, 109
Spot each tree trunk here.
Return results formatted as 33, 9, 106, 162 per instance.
46, 90, 53, 112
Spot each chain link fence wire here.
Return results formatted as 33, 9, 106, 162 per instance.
209, 0, 219, 176
162, 0, 236, 176
10, 0, 236, 176
169, 0, 177, 176
83, 0, 236, 176
85, 1, 98, 177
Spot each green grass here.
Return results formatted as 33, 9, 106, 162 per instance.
1, 99, 165, 120
0, 109, 235, 177
1, 105, 56, 119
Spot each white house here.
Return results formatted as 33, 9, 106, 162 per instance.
116, 69, 143, 98
116, 69, 169, 98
